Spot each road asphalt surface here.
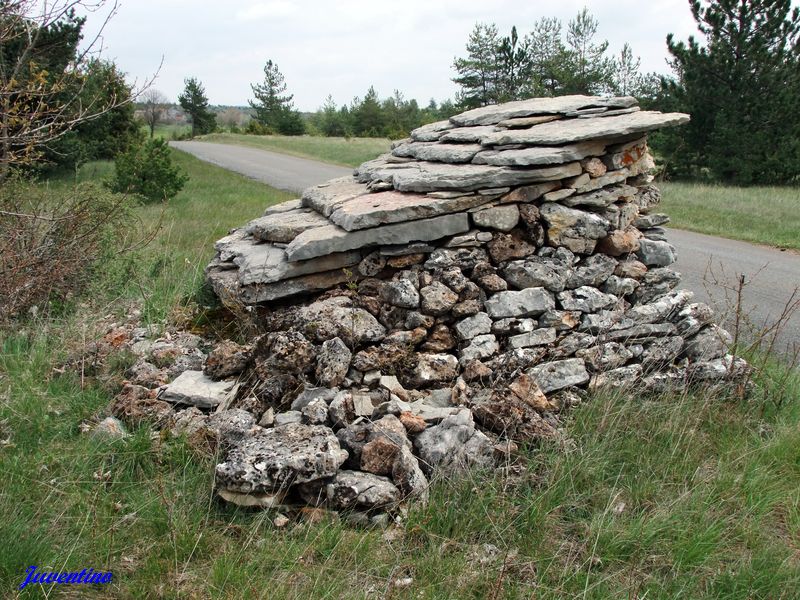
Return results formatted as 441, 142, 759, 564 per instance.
172, 140, 799, 357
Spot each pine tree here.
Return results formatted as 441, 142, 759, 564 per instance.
496, 26, 532, 101
526, 17, 569, 96
249, 59, 304, 135
613, 43, 641, 96
564, 8, 613, 94
178, 77, 216, 138
452, 23, 500, 108
352, 86, 384, 136
662, 0, 800, 183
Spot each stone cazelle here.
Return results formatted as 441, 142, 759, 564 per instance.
112, 95, 747, 521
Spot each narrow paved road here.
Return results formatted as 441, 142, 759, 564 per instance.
173, 140, 799, 356
171, 140, 351, 194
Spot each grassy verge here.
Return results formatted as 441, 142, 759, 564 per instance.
660, 181, 800, 250
1, 156, 799, 598
199, 133, 391, 168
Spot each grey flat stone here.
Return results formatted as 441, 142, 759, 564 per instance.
207, 267, 353, 304
301, 176, 370, 217
472, 140, 607, 166
159, 370, 237, 409
354, 155, 418, 183
329, 189, 491, 232
390, 161, 582, 193
497, 115, 562, 128
451, 95, 638, 126
560, 184, 637, 208
408, 142, 483, 163
410, 119, 455, 141
439, 125, 498, 143
508, 327, 557, 349
578, 106, 641, 118
263, 198, 302, 215
285, 213, 470, 261
232, 242, 361, 285
527, 358, 590, 393
245, 209, 330, 243
471, 204, 520, 231
482, 111, 689, 146
484, 288, 556, 318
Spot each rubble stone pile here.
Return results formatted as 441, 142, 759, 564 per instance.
118, 96, 748, 521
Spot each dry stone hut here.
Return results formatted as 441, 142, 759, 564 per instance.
161, 95, 747, 517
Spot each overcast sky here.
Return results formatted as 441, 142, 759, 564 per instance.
85, 0, 703, 111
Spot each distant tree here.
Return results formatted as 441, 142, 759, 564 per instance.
496, 26, 532, 101
526, 17, 569, 96
612, 43, 641, 96
178, 77, 216, 138
452, 23, 501, 108
249, 59, 304, 135
317, 95, 347, 136
141, 89, 169, 138
660, 0, 800, 183
563, 8, 613, 94
352, 86, 384, 136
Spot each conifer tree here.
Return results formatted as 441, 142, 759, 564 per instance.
662, 0, 800, 183
249, 59, 304, 135
178, 77, 216, 138
452, 23, 500, 108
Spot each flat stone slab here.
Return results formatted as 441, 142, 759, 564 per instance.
159, 370, 237, 409
231, 242, 361, 285
263, 198, 302, 216
497, 115, 562, 128
390, 161, 582, 193
410, 119, 455, 141
208, 267, 353, 304
215, 423, 348, 493
439, 125, 499, 143
451, 95, 638, 126
329, 189, 492, 231
285, 212, 470, 261
245, 208, 330, 243
473, 140, 607, 166
407, 142, 484, 163
527, 358, 590, 393
301, 176, 370, 217
482, 111, 690, 146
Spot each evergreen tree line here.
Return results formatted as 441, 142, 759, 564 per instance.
307, 89, 458, 139
451, 9, 660, 108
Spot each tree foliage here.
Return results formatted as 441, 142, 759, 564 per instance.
659, 0, 800, 184
249, 59, 304, 135
452, 10, 662, 108
107, 138, 188, 203
308, 89, 457, 139
178, 77, 216, 137
0, 1, 140, 178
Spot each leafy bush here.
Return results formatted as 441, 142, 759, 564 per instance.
107, 139, 188, 203
0, 178, 136, 321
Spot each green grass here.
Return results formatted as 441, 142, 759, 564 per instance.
200, 133, 391, 168
147, 123, 193, 141
661, 181, 800, 250
2, 158, 800, 597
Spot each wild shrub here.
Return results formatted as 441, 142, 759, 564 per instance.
107, 139, 188, 203
0, 178, 137, 322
